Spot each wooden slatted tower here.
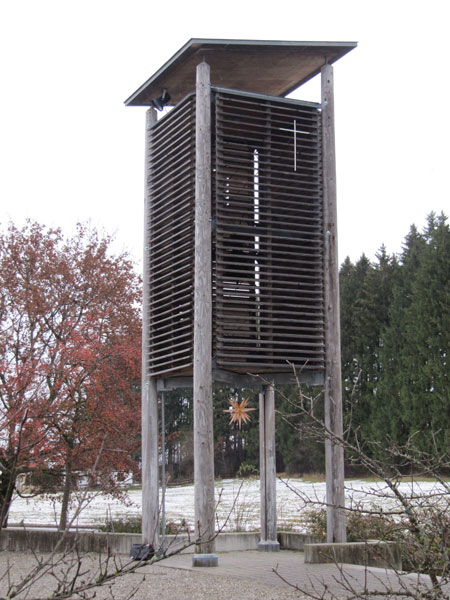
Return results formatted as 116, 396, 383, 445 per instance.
125, 39, 357, 563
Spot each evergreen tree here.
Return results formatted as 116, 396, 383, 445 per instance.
275, 385, 325, 474
339, 250, 398, 445
162, 389, 193, 480
398, 213, 450, 452
339, 254, 370, 430
374, 224, 427, 447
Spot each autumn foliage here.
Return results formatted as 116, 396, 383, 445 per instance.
0, 221, 141, 528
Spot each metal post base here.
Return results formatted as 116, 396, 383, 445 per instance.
192, 553, 219, 567
258, 540, 280, 552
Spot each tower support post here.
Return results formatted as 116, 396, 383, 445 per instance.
192, 61, 218, 566
321, 63, 346, 543
258, 383, 280, 552
142, 107, 160, 548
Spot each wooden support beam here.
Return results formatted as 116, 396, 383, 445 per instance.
142, 107, 159, 548
258, 383, 280, 551
321, 63, 346, 543
193, 61, 217, 564
259, 391, 266, 540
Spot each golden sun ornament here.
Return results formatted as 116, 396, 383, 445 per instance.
224, 397, 256, 429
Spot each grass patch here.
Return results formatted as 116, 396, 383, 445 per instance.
96, 515, 191, 535
97, 515, 142, 534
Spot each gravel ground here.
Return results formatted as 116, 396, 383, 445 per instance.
0, 552, 306, 600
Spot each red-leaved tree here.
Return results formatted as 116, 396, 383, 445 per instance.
0, 221, 141, 529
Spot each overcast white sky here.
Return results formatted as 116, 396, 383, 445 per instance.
1, 0, 449, 269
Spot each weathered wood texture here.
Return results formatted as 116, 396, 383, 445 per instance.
125, 39, 357, 107
321, 63, 346, 543
213, 91, 324, 374
193, 62, 216, 555
146, 95, 196, 377
142, 105, 160, 547
145, 88, 325, 380
259, 391, 266, 538
259, 384, 278, 543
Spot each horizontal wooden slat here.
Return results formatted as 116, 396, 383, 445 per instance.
213, 90, 324, 372
147, 96, 195, 376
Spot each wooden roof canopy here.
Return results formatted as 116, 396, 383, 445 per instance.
124, 38, 357, 107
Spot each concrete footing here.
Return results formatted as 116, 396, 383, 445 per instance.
278, 531, 320, 551
305, 541, 402, 570
258, 540, 280, 552
192, 553, 219, 567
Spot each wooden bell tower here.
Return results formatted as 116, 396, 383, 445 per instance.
125, 39, 356, 564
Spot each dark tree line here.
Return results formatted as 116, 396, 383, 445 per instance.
340, 212, 449, 459
161, 213, 449, 479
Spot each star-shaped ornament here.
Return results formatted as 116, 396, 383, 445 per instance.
224, 397, 256, 429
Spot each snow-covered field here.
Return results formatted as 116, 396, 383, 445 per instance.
8, 478, 447, 532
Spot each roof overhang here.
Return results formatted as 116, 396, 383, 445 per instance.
125, 38, 357, 107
